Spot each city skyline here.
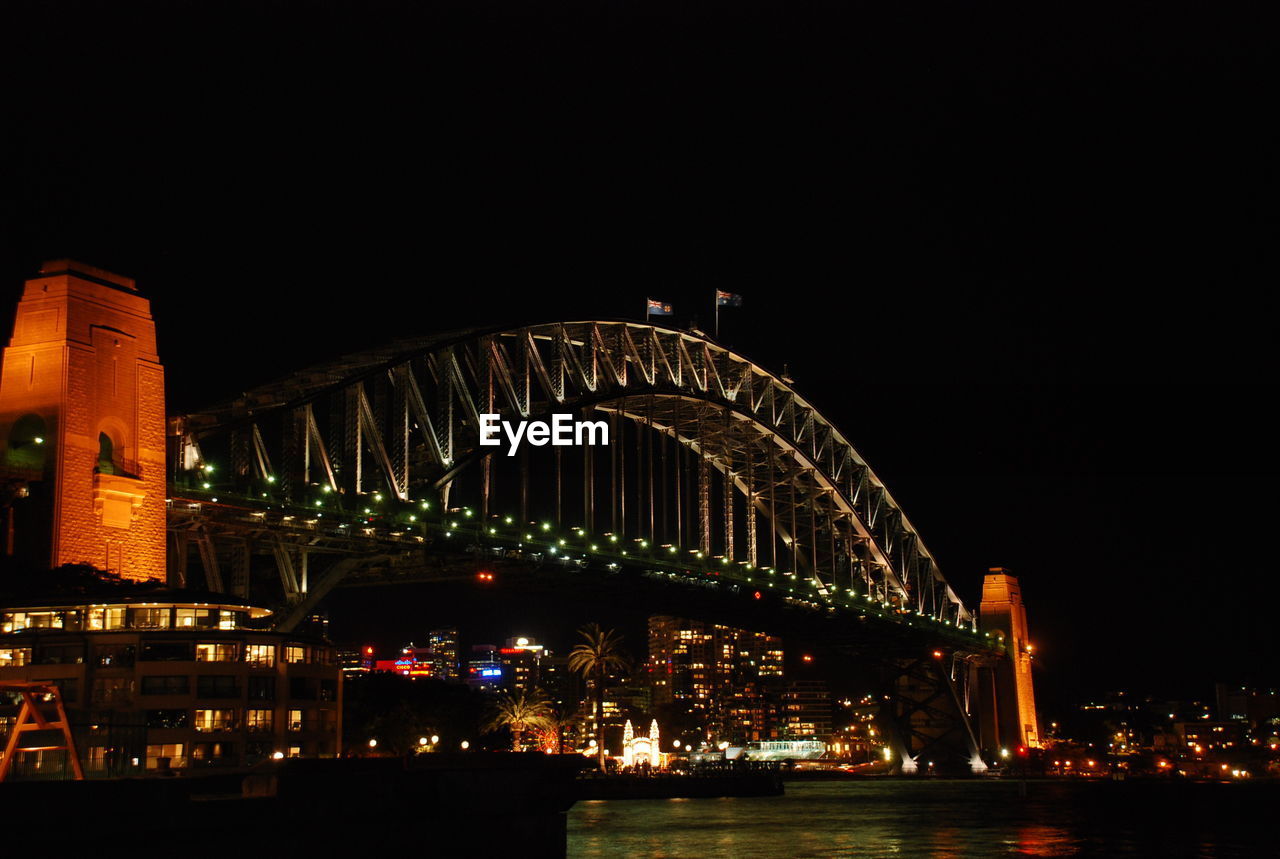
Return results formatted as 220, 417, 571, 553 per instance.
0, 4, 1276, 853
3, 1, 1275, 712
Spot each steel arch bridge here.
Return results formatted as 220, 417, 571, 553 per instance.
166, 321, 1003, 771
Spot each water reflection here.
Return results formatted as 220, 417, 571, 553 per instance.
568, 779, 1273, 857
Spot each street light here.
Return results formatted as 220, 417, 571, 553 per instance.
368, 739, 378, 748
460, 740, 470, 750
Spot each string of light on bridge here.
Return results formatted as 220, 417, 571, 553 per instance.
172, 464, 1001, 653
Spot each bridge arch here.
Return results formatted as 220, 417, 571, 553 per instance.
174, 321, 974, 628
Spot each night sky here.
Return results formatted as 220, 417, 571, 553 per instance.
2, 1, 1274, 709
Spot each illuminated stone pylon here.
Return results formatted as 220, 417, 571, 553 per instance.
978, 568, 1040, 750
0, 261, 166, 581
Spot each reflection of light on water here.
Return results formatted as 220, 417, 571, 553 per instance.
1016, 825, 1078, 857
567, 780, 1258, 858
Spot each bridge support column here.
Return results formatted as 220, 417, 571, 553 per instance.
876, 654, 987, 775
0, 261, 167, 581
977, 568, 1040, 752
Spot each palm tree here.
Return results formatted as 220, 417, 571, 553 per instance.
484, 687, 554, 751
568, 623, 628, 771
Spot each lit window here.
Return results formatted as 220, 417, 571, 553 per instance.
145, 743, 185, 769
196, 643, 239, 662
175, 608, 217, 629
288, 709, 304, 731
285, 645, 307, 664
245, 644, 276, 668
0, 647, 32, 667
246, 709, 274, 733
194, 709, 236, 732
130, 608, 170, 630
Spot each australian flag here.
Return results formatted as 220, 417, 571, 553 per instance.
647, 298, 674, 316
716, 290, 743, 307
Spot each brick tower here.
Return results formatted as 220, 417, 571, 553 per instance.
0, 261, 166, 581
978, 568, 1040, 750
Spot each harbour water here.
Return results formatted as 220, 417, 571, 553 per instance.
568, 778, 1274, 856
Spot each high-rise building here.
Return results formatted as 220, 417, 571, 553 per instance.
646, 615, 785, 742
783, 679, 833, 738
539, 652, 580, 711
499, 636, 544, 692
426, 628, 459, 682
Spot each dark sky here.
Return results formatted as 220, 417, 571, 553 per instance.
2, 1, 1275, 707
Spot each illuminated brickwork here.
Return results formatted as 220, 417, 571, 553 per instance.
0, 261, 166, 581
979, 568, 1040, 748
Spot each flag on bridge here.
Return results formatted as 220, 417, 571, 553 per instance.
713, 290, 742, 338
646, 298, 674, 317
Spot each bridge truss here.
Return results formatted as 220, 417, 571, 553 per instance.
167, 321, 1001, 771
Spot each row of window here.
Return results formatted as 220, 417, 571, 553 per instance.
135, 742, 310, 770
2, 607, 249, 634
0, 641, 332, 668
145, 707, 337, 733
0, 743, 331, 774
7, 675, 338, 704
138, 675, 337, 701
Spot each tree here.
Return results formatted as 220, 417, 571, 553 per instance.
568, 623, 628, 771
484, 688, 555, 751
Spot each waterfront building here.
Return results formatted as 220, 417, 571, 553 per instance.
782, 679, 833, 738
744, 739, 826, 761
646, 615, 785, 741
0, 593, 341, 776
